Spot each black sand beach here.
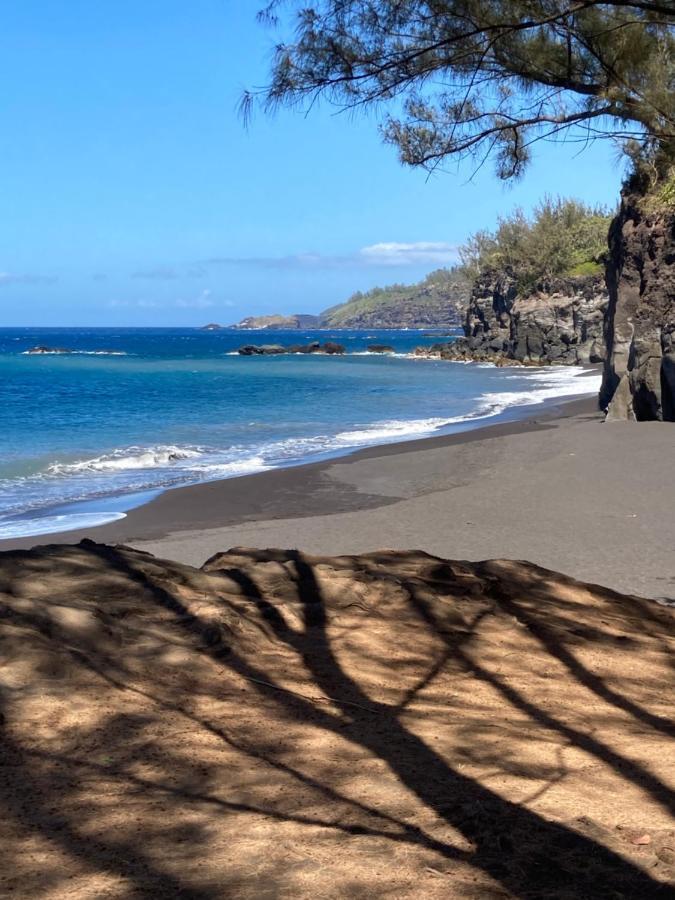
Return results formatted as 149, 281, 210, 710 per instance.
3, 393, 674, 601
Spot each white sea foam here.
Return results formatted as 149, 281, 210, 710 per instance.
46, 446, 204, 475
330, 367, 600, 446
0, 364, 600, 537
0, 511, 127, 539
78, 350, 128, 356
21, 349, 128, 356
333, 418, 462, 444
191, 456, 272, 477
349, 350, 394, 356
477, 366, 601, 415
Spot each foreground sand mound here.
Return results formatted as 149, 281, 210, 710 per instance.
0, 539, 673, 898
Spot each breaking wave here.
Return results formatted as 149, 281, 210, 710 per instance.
46, 446, 204, 475
21, 349, 128, 356
0, 365, 599, 537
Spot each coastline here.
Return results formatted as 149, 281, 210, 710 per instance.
0, 387, 594, 547
1, 337, 599, 536
5, 382, 675, 602
0, 362, 600, 542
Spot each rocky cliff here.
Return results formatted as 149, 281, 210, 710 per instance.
422, 273, 607, 365
600, 192, 675, 421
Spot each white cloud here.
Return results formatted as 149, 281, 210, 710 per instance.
105, 289, 232, 311
132, 266, 206, 281
0, 272, 57, 286
203, 241, 458, 271
175, 289, 215, 309
358, 241, 458, 266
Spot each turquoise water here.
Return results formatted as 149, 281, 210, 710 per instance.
0, 327, 599, 538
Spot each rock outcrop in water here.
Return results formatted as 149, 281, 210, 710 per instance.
600, 192, 675, 421
416, 274, 608, 366
367, 344, 395, 353
238, 341, 345, 356
24, 345, 73, 355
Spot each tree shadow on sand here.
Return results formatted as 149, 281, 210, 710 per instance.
0, 541, 673, 897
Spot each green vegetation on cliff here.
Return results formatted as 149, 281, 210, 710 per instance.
228, 268, 471, 330
321, 267, 469, 328
460, 198, 613, 295
624, 142, 675, 213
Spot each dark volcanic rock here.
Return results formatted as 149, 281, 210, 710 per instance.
418, 273, 608, 367
237, 344, 287, 356
237, 341, 345, 356
321, 342, 345, 355
367, 344, 395, 353
25, 346, 73, 355
600, 192, 675, 421
286, 342, 321, 354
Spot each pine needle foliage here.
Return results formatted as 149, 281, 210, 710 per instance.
250, 1, 675, 179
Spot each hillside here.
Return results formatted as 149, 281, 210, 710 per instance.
225, 267, 470, 331
321, 267, 469, 328
229, 313, 321, 330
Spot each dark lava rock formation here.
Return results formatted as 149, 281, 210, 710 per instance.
600, 193, 675, 421
238, 341, 345, 356
24, 346, 73, 355
418, 274, 608, 366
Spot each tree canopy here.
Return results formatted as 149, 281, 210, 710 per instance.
250, 1, 674, 179
460, 197, 613, 291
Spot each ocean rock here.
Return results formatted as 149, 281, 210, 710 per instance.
412, 343, 447, 358
237, 344, 286, 356
600, 192, 675, 421
200, 323, 223, 331
367, 344, 395, 353
237, 341, 345, 356
418, 273, 608, 367
25, 346, 73, 355
321, 342, 345, 355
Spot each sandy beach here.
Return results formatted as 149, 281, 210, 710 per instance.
4, 393, 674, 601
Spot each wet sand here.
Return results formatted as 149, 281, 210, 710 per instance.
3, 394, 675, 600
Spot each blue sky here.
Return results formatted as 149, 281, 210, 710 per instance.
0, 1, 627, 326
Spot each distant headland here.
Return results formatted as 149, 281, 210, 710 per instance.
202, 267, 469, 331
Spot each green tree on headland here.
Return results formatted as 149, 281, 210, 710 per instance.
460, 197, 614, 293
247, 1, 674, 183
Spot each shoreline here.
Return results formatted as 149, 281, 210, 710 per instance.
0, 390, 597, 551
2, 385, 675, 601
0, 364, 600, 544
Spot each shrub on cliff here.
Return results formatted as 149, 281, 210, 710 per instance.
459, 198, 613, 294
322, 266, 470, 327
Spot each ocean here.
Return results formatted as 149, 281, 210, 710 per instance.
0, 327, 600, 539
